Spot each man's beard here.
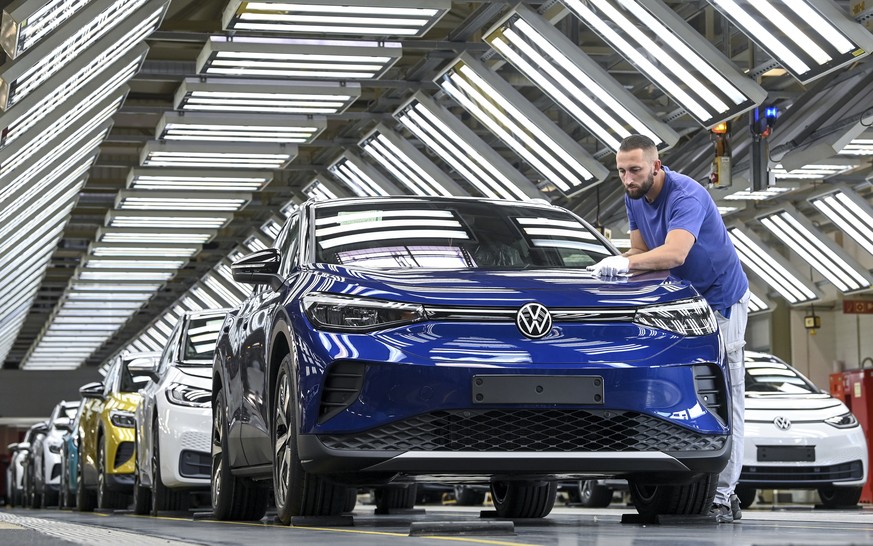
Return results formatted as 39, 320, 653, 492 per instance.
625, 172, 654, 200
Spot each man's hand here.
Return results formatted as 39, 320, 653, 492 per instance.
588, 256, 630, 277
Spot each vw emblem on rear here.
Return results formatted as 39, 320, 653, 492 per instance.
517, 303, 552, 339
774, 416, 791, 430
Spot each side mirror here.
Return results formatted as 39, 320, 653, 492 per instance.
232, 248, 283, 290
79, 381, 104, 399
128, 356, 160, 382
54, 417, 73, 432
34, 422, 49, 434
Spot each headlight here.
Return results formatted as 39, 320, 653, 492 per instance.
302, 292, 425, 332
166, 383, 211, 408
825, 412, 858, 429
634, 297, 717, 336
109, 410, 136, 429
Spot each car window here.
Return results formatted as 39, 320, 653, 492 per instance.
313, 200, 611, 269
103, 358, 121, 397
181, 315, 224, 364
158, 322, 182, 375
745, 359, 820, 394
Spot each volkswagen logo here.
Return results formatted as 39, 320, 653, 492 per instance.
773, 416, 792, 431
517, 302, 552, 339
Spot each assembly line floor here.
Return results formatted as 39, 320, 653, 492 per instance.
2, 501, 873, 546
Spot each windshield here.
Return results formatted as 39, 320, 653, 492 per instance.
182, 316, 224, 364
314, 199, 612, 269
745, 356, 820, 395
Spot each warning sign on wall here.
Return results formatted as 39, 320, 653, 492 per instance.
843, 300, 873, 314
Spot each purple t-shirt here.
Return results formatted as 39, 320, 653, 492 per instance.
626, 166, 748, 313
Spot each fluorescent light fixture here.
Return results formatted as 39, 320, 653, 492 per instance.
560, 0, 766, 127
106, 210, 233, 229
77, 270, 174, 282
1, 0, 96, 58
82, 257, 187, 270
196, 35, 402, 80
808, 186, 873, 258
727, 223, 821, 304
244, 233, 270, 253
435, 53, 609, 196
280, 198, 301, 217
757, 206, 873, 294
127, 167, 272, 192
839, 137, 873, 156
115, 190, 251, 212
260, 217, 284, 240
215, 261, 253, 297
97, 227, 214, 244
328, 151, 404, 196
771, 162, 858, 180
140, 141, 296, 169
484, 5, 679, 151
221, 0, 450, 37
718, 206, 740, 215
359, 124, 467, 197
394, 92, 543, 200
706, 0, 873, 84
203, 273, 245, 306
89, 244, 199, 258
156, 111, 326, 143
175, 77, 360, 114
723, 185, 795, 201
304, 175, 350, 201
0, 0, 165, 110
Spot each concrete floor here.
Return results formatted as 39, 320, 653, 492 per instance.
2, 501, 873, 546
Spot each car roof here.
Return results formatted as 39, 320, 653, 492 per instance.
308, 195, 563, 212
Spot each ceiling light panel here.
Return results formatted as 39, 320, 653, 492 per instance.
560, 0, 766, 127
706, 0, 873, 84
222, 0, 450, 37
140, 140, 296, 169
484, 5, 679, 151
771, 162, 857, 180
196, 35, 401, 80
0, 0, 167, 110
359, 124, 467, 197
304, 177, 343, 201
106, 210, 234, 229
89, 243, 200, 258
808, 187, 873, 258
260, 217, 284, 240
127, 167, 272, 192
838, 137, 873, 156
1, 0, 96, 58
175, 77, 361, 114
747, 290, 770, 314
327, 151, 404, 197
435, 53, 610, 196
757, 206, 873, 294
156, 111, 326, 144
727, 223, 822, 305
115, 190, 252, 212
394, 92, 542, 201
96, 226, 214, 244
722, 185, 795, 201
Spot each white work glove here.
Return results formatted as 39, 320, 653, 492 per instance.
588, 256, 630, 277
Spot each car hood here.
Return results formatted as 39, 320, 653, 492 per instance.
169, 366, 212, 390
304, 265, 698, 308
744, 393, 850, 421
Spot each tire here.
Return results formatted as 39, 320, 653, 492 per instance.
454, 485, 486, 506
132, 471, 151, 515
344, 488, 358, 512
735, 485, 756, 509
490, 479, 557, 519
211, 388, 269, 521
818, 485, 863, 508
97, 439, 127, 510
43, 487, 58, 508
578, 480, 613, 508
273, 355, 346, 524
375, 485, 419, 512
151, 424, 189, 516
628, 472, 717, 519
59, 459, 68, 509
76, 453, 95, 512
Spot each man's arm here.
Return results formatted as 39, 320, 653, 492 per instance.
625, 228, 695, 270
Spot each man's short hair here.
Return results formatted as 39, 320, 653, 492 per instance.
619, 134, 657, 153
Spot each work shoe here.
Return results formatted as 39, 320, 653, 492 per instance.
709, 503, 734, 523
730, 493, 742, 521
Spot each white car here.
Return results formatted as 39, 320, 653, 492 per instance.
30, 400, 80, 507
133, 308, 229, 516
738, 351, 868, 508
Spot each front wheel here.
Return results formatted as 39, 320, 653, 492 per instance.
97, 440, 127, 510
578, 480, 613, 508
818, 485, 862, 508
151, 425, 188, 516
490, 479, 557, 519
628, 473, 717, 520
735, 485, 756, 509
273, 354, 346, 524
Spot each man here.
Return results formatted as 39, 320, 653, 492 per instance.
589, 135, 750, 523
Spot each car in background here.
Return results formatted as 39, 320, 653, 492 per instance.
737, 351, 868, 508
30, 400, 79, 507
60, 401, 86, 509
133, 309, 229, 516
76, 351, 161, 511
213, 196, 731, 524
21, 421, 49, 508
7, 443, 25, 506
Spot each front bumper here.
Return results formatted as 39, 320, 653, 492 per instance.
158, 402, 211, 488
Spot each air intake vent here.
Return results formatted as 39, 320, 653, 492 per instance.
318, 361, 364, 423
113, 441, 134, 469
694, 363, 728, 425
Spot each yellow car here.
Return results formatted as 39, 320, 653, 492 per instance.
76, 351, 160, 511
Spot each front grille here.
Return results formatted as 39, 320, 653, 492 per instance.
318, 361, 364, 423
51, 463, 61, 480
113, 442, 134, 469
741, 460, 864, 483
178, 450, 210, 478
694, 364, 728, 424
319, 409, 726, 453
